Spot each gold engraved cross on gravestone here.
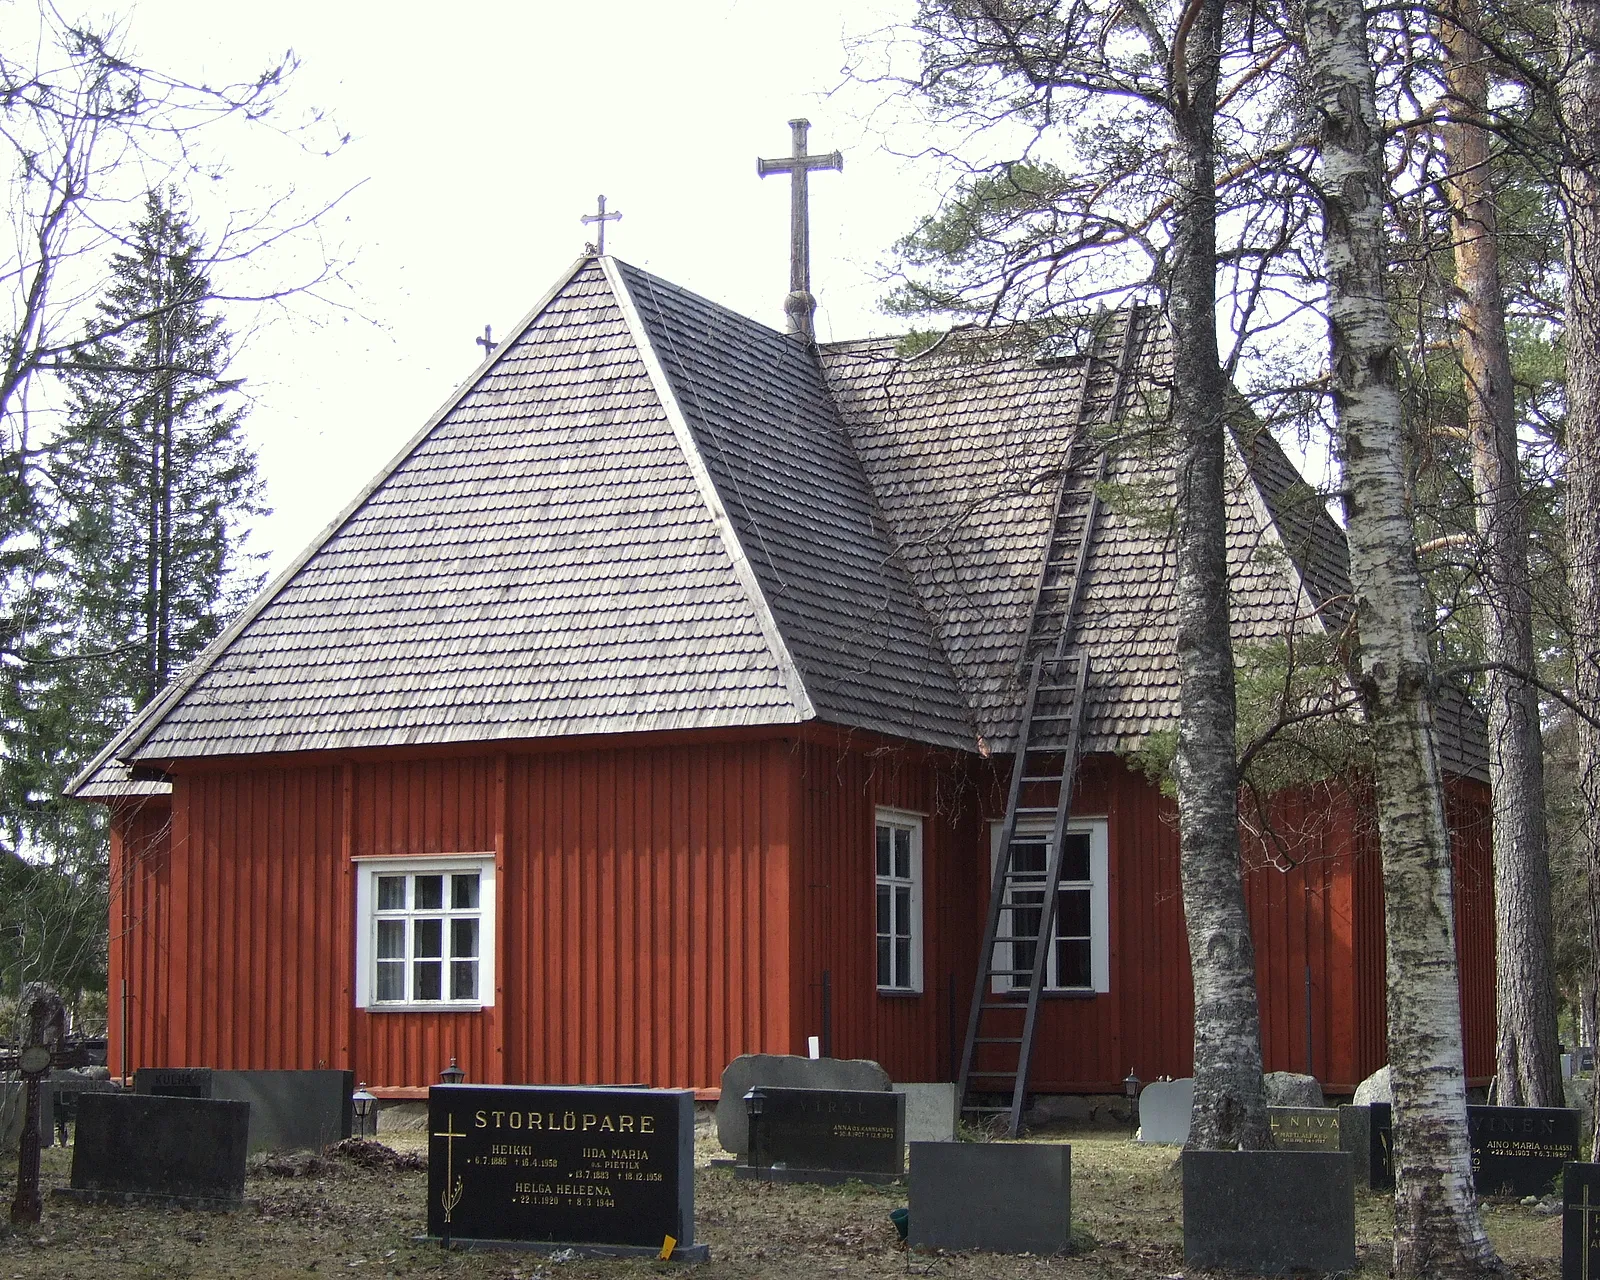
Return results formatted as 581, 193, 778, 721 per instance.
433, 1113, 467, 1224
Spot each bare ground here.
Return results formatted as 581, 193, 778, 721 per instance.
0, 1125, 1561, 1279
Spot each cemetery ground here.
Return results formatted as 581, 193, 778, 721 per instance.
0, 1122, 1563, 1279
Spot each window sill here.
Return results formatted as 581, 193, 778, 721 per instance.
362, 1003, 488, 1014
876, 988, 923, 999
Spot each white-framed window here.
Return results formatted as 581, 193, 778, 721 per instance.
989, 818, 1109, 994
353, 855, 496, 1010
875, 809, 923, 993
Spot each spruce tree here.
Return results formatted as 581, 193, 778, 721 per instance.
0, 188, 265, 996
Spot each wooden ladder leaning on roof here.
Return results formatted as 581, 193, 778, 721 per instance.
956, 307, 1145, 1138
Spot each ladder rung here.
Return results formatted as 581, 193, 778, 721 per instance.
975, 1037, 1024, 1044
1014, 806, 1058, 813
978, 1001, 1024, 1010
1019, 775, 1065, 783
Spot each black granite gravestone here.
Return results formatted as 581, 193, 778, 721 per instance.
1183, 1150, 1357, 1275
908, 1141, 1071, 1254
1267, 1107, 1343, 1152
134, 1067, 213, 1098
426, 1084, 704, 1260
1368, 1102, 1395, 1189
59, 1093, 249, 1208
1468, 1105, 1580, 1197
738, 1086, 905, 1185
1564, 1163, 1600, 1280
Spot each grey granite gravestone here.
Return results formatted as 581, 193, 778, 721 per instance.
738, 1086, 905, 1185
716, 1054, 890, 1157
0, 1082, 25, 1153
43, 1072, 121, 1146
1338, 1104, 1385, 1188
893, 1083, 958, 1143
60, 1093, 249, 1209
425, 1083, 705, 1260
1267, 1106, 1343, 1151
1564, 1162, 1600, 1280
1137, 1078, 1193, 1145
908, 1141, 1071, 1254
1183, 1150, 1357, 1275
211, 1070, 353, 1153
134, 1067, 353, 1152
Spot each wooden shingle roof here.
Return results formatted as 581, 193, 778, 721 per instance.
70, 256, 1487, 795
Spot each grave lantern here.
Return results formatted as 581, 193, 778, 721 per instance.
1124, 1069, 1141, 1135
352, 1084, 377, 1138
440, 1057, 465, 1086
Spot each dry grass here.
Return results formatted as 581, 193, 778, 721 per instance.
0, 1125, 1562, 1279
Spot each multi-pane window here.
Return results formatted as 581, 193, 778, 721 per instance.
991, 820, 1109, 994
355, 857, 495, 1009
875, 812, 922, 992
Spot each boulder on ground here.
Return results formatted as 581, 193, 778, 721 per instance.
1263, 1072, 1325, 1108
715, 1053, 890, 1155
1352, 1066, 1391, 1107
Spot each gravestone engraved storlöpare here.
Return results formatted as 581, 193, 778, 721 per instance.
426, 1084, 704, 1260
739, 1086, 904, 1184
1563, 1162, 1600, 1280
908, 1141, 1072, 1254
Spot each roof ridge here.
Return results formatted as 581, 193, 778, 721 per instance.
603, 257, 817, 722
65, 255, 596, 795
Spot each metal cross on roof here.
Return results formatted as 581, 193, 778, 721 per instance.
757, 118, 842, 341
581, 194, 623, 255
476, 325, 497, 360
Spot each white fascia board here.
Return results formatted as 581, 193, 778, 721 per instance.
603, 256, 816, 721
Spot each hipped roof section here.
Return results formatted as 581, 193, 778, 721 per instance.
69, 257, 973, 795
71, 256, 1487, 796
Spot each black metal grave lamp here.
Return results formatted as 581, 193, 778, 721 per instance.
440, 1057, 465, 1086
351, 1083, 377, 1138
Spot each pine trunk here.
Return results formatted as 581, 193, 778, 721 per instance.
1303, 0, 1496, 1268
1441, 0, 1562, 1110
1169, 0, 1271, 1152
1560, 0, 1600, 1163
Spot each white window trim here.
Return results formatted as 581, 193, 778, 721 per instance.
988, 817, 1109, 994
353, 854, 497, 1011
875, 808, 924, 995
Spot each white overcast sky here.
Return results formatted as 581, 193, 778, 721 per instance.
111, 0, 950, 576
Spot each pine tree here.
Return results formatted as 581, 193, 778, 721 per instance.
0, 188, 265, 996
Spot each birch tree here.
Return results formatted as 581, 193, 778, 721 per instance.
1303, 0, 1497, 1265
866, 0, 1277, 1147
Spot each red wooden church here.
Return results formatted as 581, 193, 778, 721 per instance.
70, 250, 1494, 1098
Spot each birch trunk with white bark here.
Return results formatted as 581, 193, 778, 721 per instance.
1558, 0, 1600, 1162
1304, 0, 1497, 1267
1441, 0, 1562, 1110
1168, 0, 1271, 1152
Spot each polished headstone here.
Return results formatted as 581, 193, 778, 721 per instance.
715, 1054, 889, 1156
1468, 1105, 1581, 1197
741, 1086, 904, 1184
1183, 1150, 1357, 1275
908, 1141, 1071, 1254
1137, 1078, 1193, 1145
426, 1084, 703, 1259
65, 1093, 249, 1207
1267, 1106, 1342, 1152
1564, 1162, 1600, 1280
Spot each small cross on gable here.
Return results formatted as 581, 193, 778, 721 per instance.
581, 194, 623, 255
475, 325, 497, 361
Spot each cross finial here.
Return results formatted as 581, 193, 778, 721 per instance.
581, 194, 623, 255
475, 325, 497, 360
757, 118, 843, 341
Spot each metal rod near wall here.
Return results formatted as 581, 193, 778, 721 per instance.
1304, 964, 1314, 1076
821, 969, 832, 1058
120, 979, 129, 1085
